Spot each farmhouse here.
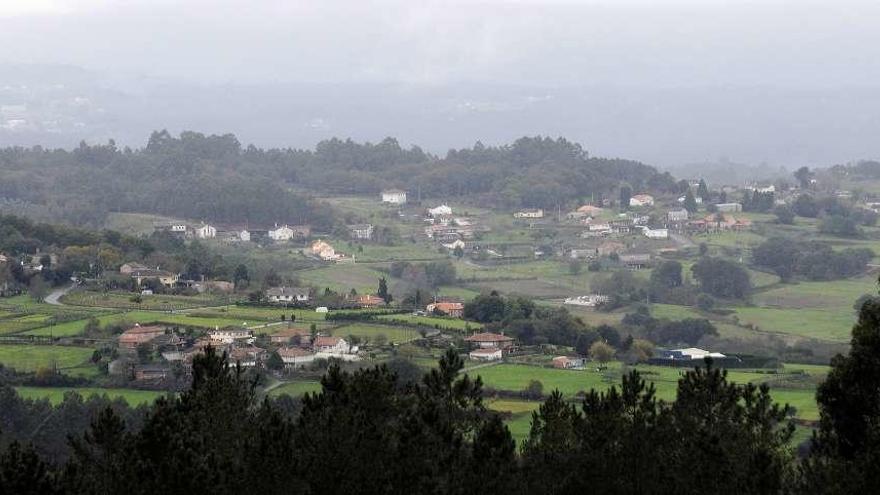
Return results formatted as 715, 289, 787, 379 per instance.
577, 204, 605, 216
629, 194, 655, 207
118, 325, 165, 349
667, 209, 689, 222
313, 336, 360, 360
464, 332, 514, 349
194, 224, 216, 239
381, 189, 407, 205
643, 228, 669, 240
514, 209, 544, 219
348, 224, 374, 240
268, 224, 296, 241
209, 327, 254, 344
426, 301, 464, 317
355, 294, 385, 308
310, 240, 342, 261
650, 347, 726, 366
266, 286, 310, 304
228, 346, 267, 368
129, 268, 178, 288
563, 295, 610, 307
278, 347, 316, 367
428, 204, 453, 217
552, 356, 587, 369
468, 348, 502, 361
119, 262, 149, 275
134, 364, 170, 381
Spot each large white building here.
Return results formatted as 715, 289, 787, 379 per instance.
643, 228, 669, 239
381, 189, 407, 205
268, 225, 295, 241
194, 224, 216, 239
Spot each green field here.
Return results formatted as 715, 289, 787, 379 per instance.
62, 290, 224, 310
297, 264, 391, 294
22, 311, 250, 337
331, 323, 420, 344
191, 306, 328, 323
14, 386, 166, 405
375, 314, 480, 331
733, 306, 856, 342
268, 380, 322, 398
0, 344, 95, 372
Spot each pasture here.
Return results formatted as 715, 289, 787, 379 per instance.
0, 344, 94, 372
62, 290, 224, 310
331, 323, 420, 344
14, 386, 165, 406
268, 380, 322, 398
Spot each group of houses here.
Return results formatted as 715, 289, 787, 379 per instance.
154, 221, 313, 244
114, 321, 362, 381
423, 204, 486, 246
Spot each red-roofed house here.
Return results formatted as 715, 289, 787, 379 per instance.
118, 325, 165, 349
426, 302, 464, 318
464, 332, 514, 349
355, 294, 385, 308
270, 327, 312, 345
278, 347, 316, 367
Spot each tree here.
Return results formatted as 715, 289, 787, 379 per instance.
619, 185, 632, 210
589, 341, 615, 364
631, 339, 654, 362
651, 260, 683, 289
567, 259, 582, 275
691, 257, 751, 299
799, 297, 880, 492
794, 166, 813, 189
233, 264, 249, 286
774, 205, 795, 225
28, 276, 48, 302
683, 189, 699, 213
377, 277, 392, 304
266, 351, 284, 371
453, 245, 464, 259
523, 380, 544, 400
697, 178, 709, 200
696, 293, 715, 311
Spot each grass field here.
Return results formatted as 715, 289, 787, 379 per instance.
753, 276, 876, 310
268, 380, 322, 398
14, 386, 165, 405
191, 306, 328, 323
375, 314, 481, 331
331, 323, 420, 344
104, 212, 188, 236
22, 311, 250, 337
733, 306, 856, 342
297, 264, 391, 294
62, 290, 224, 310
0, 344, 94, 372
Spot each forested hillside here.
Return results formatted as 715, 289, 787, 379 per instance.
0, 131, 675, 226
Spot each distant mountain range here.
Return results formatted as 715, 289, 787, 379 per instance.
2, 64, 879, 170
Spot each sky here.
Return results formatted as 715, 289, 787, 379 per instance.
2, 0, 880, 88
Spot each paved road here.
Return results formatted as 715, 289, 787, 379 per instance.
44, 285, 74, 306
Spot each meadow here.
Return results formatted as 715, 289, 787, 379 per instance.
331, 323, 421, 344
22, 311, 250, 337
14, 386, 166, 406
62, 290, 224, 310
267, 380, 322, 398
0, 344, 94, 372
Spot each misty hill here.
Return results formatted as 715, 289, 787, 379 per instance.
3, 64, 880, 169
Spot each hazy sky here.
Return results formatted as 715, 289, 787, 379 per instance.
2, 0, 879, 88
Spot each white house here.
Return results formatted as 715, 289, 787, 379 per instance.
310, 240, 341, 261
667, 209, 689, 222
266, 286, 310, 303
238, 230, 251, 242
348, 224, 374, 240
194, 224, 217, 239
629, 194, 655, 207
170, 224, 187, 233
643, 228, 669, 240
278, 347, 316, 367
514, 209, 544, 219
268, 224, 295, 241
677, 195, 703, 205
209, 327, 254, 344
469, 348, 503, 361
313, 336, 360, 361
381, 189, 407, 205
563, 295, 610, 307
428, 204, 453, 217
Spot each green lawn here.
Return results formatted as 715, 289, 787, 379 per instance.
192, 306, 327, 323
753, 276, 876, 311
0, 344, 95, 372
268, 381, 322, 398
297, 264, 390, 294
14, 386, 165, 406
